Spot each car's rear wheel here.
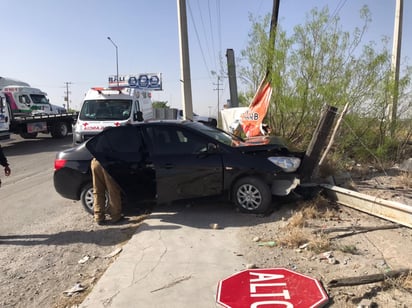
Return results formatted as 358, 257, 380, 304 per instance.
233, 176, 272, 213
80, 183, 108, 214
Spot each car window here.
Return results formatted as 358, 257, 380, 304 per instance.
188, 122, 240, 146
146, 126, 207, 155
87, 126, 142, 154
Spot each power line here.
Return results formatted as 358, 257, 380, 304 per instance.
322, 0, 348, 32
195, 0, 214, 75
329, 0, 348, 25
187, 1, 211, 78
207, 0, 218, 72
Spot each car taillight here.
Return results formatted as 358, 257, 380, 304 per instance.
54, 159, 67, 170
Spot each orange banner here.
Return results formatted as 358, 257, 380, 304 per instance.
241, 78, 273, 137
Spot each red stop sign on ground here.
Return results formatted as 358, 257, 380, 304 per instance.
216, 268, 329, 308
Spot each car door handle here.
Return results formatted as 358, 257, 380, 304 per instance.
161, 163, 174, 169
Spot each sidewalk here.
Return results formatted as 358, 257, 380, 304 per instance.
80, 202, 254, 308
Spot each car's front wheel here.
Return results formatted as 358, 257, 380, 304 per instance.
80, 183, 108, 214
233, 176, 272, 213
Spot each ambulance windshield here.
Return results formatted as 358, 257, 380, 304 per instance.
80, 99, 132, 121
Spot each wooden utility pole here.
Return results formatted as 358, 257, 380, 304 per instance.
266, 0, 280, 75
226, 49, 239, 108
64, 82, 72, 111
389, 0, 403, 137
177, 0, 193, 120
213, 75, 223, 115
299, 105, 338, 182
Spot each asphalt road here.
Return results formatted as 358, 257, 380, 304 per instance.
0, 134, 134, 308
0, 134, 74, 234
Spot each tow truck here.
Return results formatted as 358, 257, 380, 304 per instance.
0, 92, 77, 140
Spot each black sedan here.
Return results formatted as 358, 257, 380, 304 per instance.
54, 121, 303, 214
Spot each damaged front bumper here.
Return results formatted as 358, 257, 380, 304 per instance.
271, 175, 300, 196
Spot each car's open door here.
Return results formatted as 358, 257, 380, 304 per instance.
85, 126, 156, 203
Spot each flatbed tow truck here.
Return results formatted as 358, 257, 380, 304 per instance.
0, 92, 77, 140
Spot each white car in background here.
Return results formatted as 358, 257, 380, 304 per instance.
178, 109, 217, 127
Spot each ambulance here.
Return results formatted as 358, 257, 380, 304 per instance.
73, 86, 153, 145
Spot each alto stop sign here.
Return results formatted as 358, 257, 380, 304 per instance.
216, 268, 329, 308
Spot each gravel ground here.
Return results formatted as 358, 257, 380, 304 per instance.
237, 169, 412, 307
0, 206, 147, 308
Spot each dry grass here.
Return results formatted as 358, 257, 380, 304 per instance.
276, 196, 335, 251
338, 244, 359, 255
402, 272, 412, 291
307, 233, 331, 253
276, 227, 308, 248
398, 171, 411, 189
318, 158, 340, 178
383, 271, 412, 292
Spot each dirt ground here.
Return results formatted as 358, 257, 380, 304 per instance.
238, 168, 412, 307
0, 207, 148, 308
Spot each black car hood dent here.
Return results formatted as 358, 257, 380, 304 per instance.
236, 135, 305, 158
241, 135, 285, 146
234, 136, 292, 156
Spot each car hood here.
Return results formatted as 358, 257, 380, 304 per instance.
240, 135, 284, 146
234, 135, 304, 157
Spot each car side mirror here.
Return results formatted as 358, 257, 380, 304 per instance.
134, 111, 143, 122
207, 143, 218, 153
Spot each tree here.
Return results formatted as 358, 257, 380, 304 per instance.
238, 6, 412, 163
152, 101, 169, 108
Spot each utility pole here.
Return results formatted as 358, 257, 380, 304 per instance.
64, 82, 72, 111
177, 0, 193, 120
213, 75, 223, 117
389, 0, 403, 137
226, 48, 239, 108
266, 0, 280, 75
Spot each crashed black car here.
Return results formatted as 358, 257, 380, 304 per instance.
54, 121, 303, 214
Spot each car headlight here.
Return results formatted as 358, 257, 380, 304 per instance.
268, 157, 301, 172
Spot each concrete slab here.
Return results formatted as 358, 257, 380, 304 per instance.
80, 202, 256, 308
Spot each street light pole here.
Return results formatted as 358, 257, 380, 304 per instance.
107, 36, 119, 87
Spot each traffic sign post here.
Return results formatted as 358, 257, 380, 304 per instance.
216, 268, 329, 308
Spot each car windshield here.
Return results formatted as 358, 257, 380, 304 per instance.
188, 122, 243, 146
30, 94, 49, 104
79, 99, 132, 120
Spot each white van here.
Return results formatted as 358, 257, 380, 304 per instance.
73, 87, 153, 145
2, 85, 58, 115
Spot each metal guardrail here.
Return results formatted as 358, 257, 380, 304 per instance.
320, 184, 412, 228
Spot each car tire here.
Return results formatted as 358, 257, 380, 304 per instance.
80, 183, 95, 214
80, 183, 109, 215
233, 176, 272, 213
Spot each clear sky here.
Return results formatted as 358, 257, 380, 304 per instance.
1, 0, 410, 117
